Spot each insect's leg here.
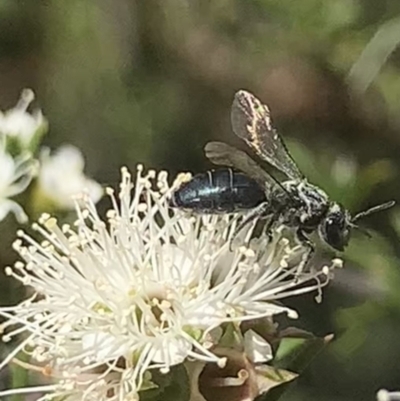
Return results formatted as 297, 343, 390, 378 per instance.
262, 212, 280, 242
230, 201, 270, 250
295, 229, 315, 274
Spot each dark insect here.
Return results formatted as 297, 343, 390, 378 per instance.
170, 90, 394, 258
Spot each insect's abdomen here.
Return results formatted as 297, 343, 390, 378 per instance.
171, 169, 266, 213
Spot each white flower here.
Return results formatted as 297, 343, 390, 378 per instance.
0, 139, 37, 222
0, 88, 47, 149
37, 145, 103, 209
0, 166, 341, 400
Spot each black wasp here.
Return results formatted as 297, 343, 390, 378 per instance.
170, 90, 394, 256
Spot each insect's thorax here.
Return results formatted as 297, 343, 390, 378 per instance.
271, 180, 330, 229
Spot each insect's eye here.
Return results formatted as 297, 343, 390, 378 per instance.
319, 210, 350, 252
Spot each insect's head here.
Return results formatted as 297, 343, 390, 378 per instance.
319, 203, 351, 252
319, 200, 395, 252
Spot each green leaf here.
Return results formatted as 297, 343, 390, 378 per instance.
274, 327, 316, 360
276, 333, 334, 373
274, 338, 306, 361
257, 334, 333, 401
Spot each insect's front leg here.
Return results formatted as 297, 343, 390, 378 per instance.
230, 201, 271, 250
295, 228, 315, 274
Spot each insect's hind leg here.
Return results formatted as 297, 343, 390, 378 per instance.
230, 201, 271, 250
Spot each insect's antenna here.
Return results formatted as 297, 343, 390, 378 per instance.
351, 200, 395, 223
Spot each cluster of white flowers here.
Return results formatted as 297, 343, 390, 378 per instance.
0, 166, 341, 401
0, 88, 45, 149
0, 90, 102, 223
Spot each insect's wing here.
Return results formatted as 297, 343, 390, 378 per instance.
231, 90, 304, 180
205, 141, 278, 191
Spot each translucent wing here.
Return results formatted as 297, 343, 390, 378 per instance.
231, 90, 304, 180
204, 141, 280, 191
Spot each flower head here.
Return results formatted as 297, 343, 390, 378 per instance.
0, 166, 340, 400
36, 145, 103, 210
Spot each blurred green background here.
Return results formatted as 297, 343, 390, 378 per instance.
1, 1, 400, 400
